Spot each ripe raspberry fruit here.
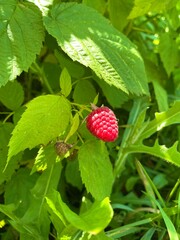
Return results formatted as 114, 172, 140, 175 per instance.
86, 106, 118, 142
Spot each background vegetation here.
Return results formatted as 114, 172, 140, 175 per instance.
0, 0, 180, 239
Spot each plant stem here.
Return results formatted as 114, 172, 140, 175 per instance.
114, 97, 148, 178
31, 62, 54, 94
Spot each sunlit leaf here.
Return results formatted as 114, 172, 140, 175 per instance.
44, 3, 149, 96
0, 0, 44, 86
138, 101, 180, 141
46, 191, 113, 235
8, 95, 71, 160
128, 0, 179, 19
78, 140, 114, 200
129, 140, 180, 167
60, 68, 72, 97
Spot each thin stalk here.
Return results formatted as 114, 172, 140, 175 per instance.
31, 62, 54, 94
3, 112, 14, 123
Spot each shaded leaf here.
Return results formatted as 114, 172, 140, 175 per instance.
73, 80, 97, 104
8, 95, 71, 160
65, 160, 82, 190
158, 33, 180, 75
4, 168, 39, 218
145, 60, 168, 111
152, 80, 168, 112
95, 77, 129, 108
0, 80, 24, 110
20, 162, 62, 239
44, 3, 149, 96
55, 49, 85, 79
108, 0, 133, 31
0, 123, 19, 185
82, 0, 106, 14
0, 204, 41, 239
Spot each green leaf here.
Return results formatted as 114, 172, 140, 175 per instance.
158, 33, 180, 75
78, 140, 114, 200
45, 192, 67, 233
0, 123, 19, 185
108, 0, 133, 31
8, 95, 71, 160
20, 161, 62, 239
0, 80, 24, 110
148, 196, 179, 240
65, 160, 82, 190
128, 0, 179, 19
95, 77, 129, 108
152, 80, 168, 112
135, 160, 165, 208
4, 168, 39, 218
46, 191, 113, 235
153, 174, 168, 189
31, 144, 58, 174
60, 68, 72, 97
0, 0, 44, 86
82, 0, 106, 14
167, 6, 180, 30
0, 204, 18, 223
0, 205, 41, 239
140, 228, 156, 240
145, 60, 168, 111
65, 113, 80, 142
55, 49, 85, 79
138, 101, 180, 142
73, 80, 97, 104
81, 231, 112, 240
114, 97, 149, 177
44, 3, 149, 96
129, 140, 180, 167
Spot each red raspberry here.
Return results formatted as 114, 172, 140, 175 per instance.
86, 106, 118, 142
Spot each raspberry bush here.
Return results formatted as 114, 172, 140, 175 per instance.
0, 0, 179, 239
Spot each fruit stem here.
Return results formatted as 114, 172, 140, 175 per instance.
90, 103, 98, 110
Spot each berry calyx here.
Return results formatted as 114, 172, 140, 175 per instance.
86, 106, 118, 142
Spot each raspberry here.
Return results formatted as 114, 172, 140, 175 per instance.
86, 106, 118, 142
